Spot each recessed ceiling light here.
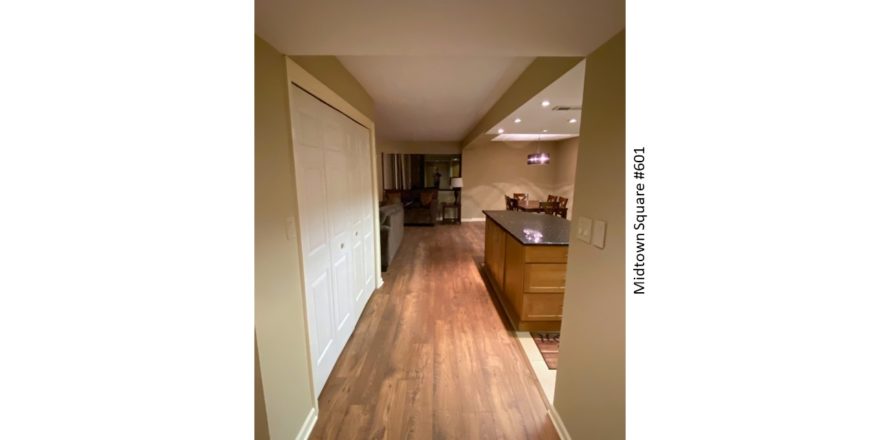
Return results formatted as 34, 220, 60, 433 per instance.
541, 100, 550, 107
542, 129, 548, 133
497, 128, 504, 134
569, 118, 577, 123
514, 118, 522, 123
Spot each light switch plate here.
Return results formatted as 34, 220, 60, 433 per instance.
577, 217, 592, 243
592, 220, 606, 249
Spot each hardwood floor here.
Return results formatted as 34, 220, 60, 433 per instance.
309, 223, 559, 439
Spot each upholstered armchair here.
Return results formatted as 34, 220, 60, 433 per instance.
383, 189, 439, 226
403, 190, 439, 226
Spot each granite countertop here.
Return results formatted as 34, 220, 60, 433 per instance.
482, 210, 570, 246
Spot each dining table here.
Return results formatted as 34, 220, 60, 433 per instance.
517, 199, 568, 218
516, 200, 544, 212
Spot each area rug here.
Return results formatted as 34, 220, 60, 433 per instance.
530, 332, 560, 370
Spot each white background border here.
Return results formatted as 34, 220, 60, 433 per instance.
1, 1, 879, 439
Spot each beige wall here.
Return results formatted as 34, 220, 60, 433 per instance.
289, 56, 375, 121
552, 137, 579, 218
461, 138, 578, 220
553, 31, 625, 439
255, 35, 316, 440
255, 339, 270, 440
462, 57, 584, 148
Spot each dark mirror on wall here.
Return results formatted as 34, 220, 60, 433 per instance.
381, 153, 461, 190
424, 155, 461, 189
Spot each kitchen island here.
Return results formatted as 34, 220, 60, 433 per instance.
483, 210, 570, 331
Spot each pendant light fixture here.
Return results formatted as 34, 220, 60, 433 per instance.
527, 135, 550, 165
527, 152, 550, 165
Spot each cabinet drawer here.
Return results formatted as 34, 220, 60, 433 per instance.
521, 294, 563, 321
524, 245, 568, 263
524, 264, 566, 293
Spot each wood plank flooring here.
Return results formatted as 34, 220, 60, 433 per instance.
309, 223, 558, 439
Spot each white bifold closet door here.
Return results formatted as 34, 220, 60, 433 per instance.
289, 84, 377, 394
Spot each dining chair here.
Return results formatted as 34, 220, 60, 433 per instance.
505, 195, 518, 211
556, 196, 569, 218
512, 193, 527, 201
538, 201, 559, 215
547, 195, 559, 203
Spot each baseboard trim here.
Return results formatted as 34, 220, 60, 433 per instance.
548, 405, 572, 440
296, 407, 318, 440
461, 217, 486, 223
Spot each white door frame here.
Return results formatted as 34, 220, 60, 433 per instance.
284, 57, 383, 406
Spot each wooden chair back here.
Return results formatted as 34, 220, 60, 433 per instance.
547, 195, 559, 203
538, 201, 559, 215
557, 196, 569, 208
505, 195, 517, 211
512, 193, 527, 201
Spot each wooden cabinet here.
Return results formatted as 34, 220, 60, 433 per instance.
484, 217, 567, 331
524, 264, 566, 293
484, 217, 507, 286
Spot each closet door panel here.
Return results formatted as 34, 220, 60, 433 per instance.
352, 218, 366, 307
355, 124, 376, 292
324, 143, 354, 339
288, 84, 378, 394
289, 87, 338, 391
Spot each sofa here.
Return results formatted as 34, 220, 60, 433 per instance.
379, 202, 404, 271
385, 189, 439, 226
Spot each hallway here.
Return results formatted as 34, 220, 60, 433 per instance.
310, 223, 558, 439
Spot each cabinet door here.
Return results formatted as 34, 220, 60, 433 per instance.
521, 294, 564, 321
523, 263, 566, 293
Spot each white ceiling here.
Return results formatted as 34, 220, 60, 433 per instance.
256, 0, 625, 57
488, 60, 585, 141
339, 56, 533, 141
256, 0, 623, 142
